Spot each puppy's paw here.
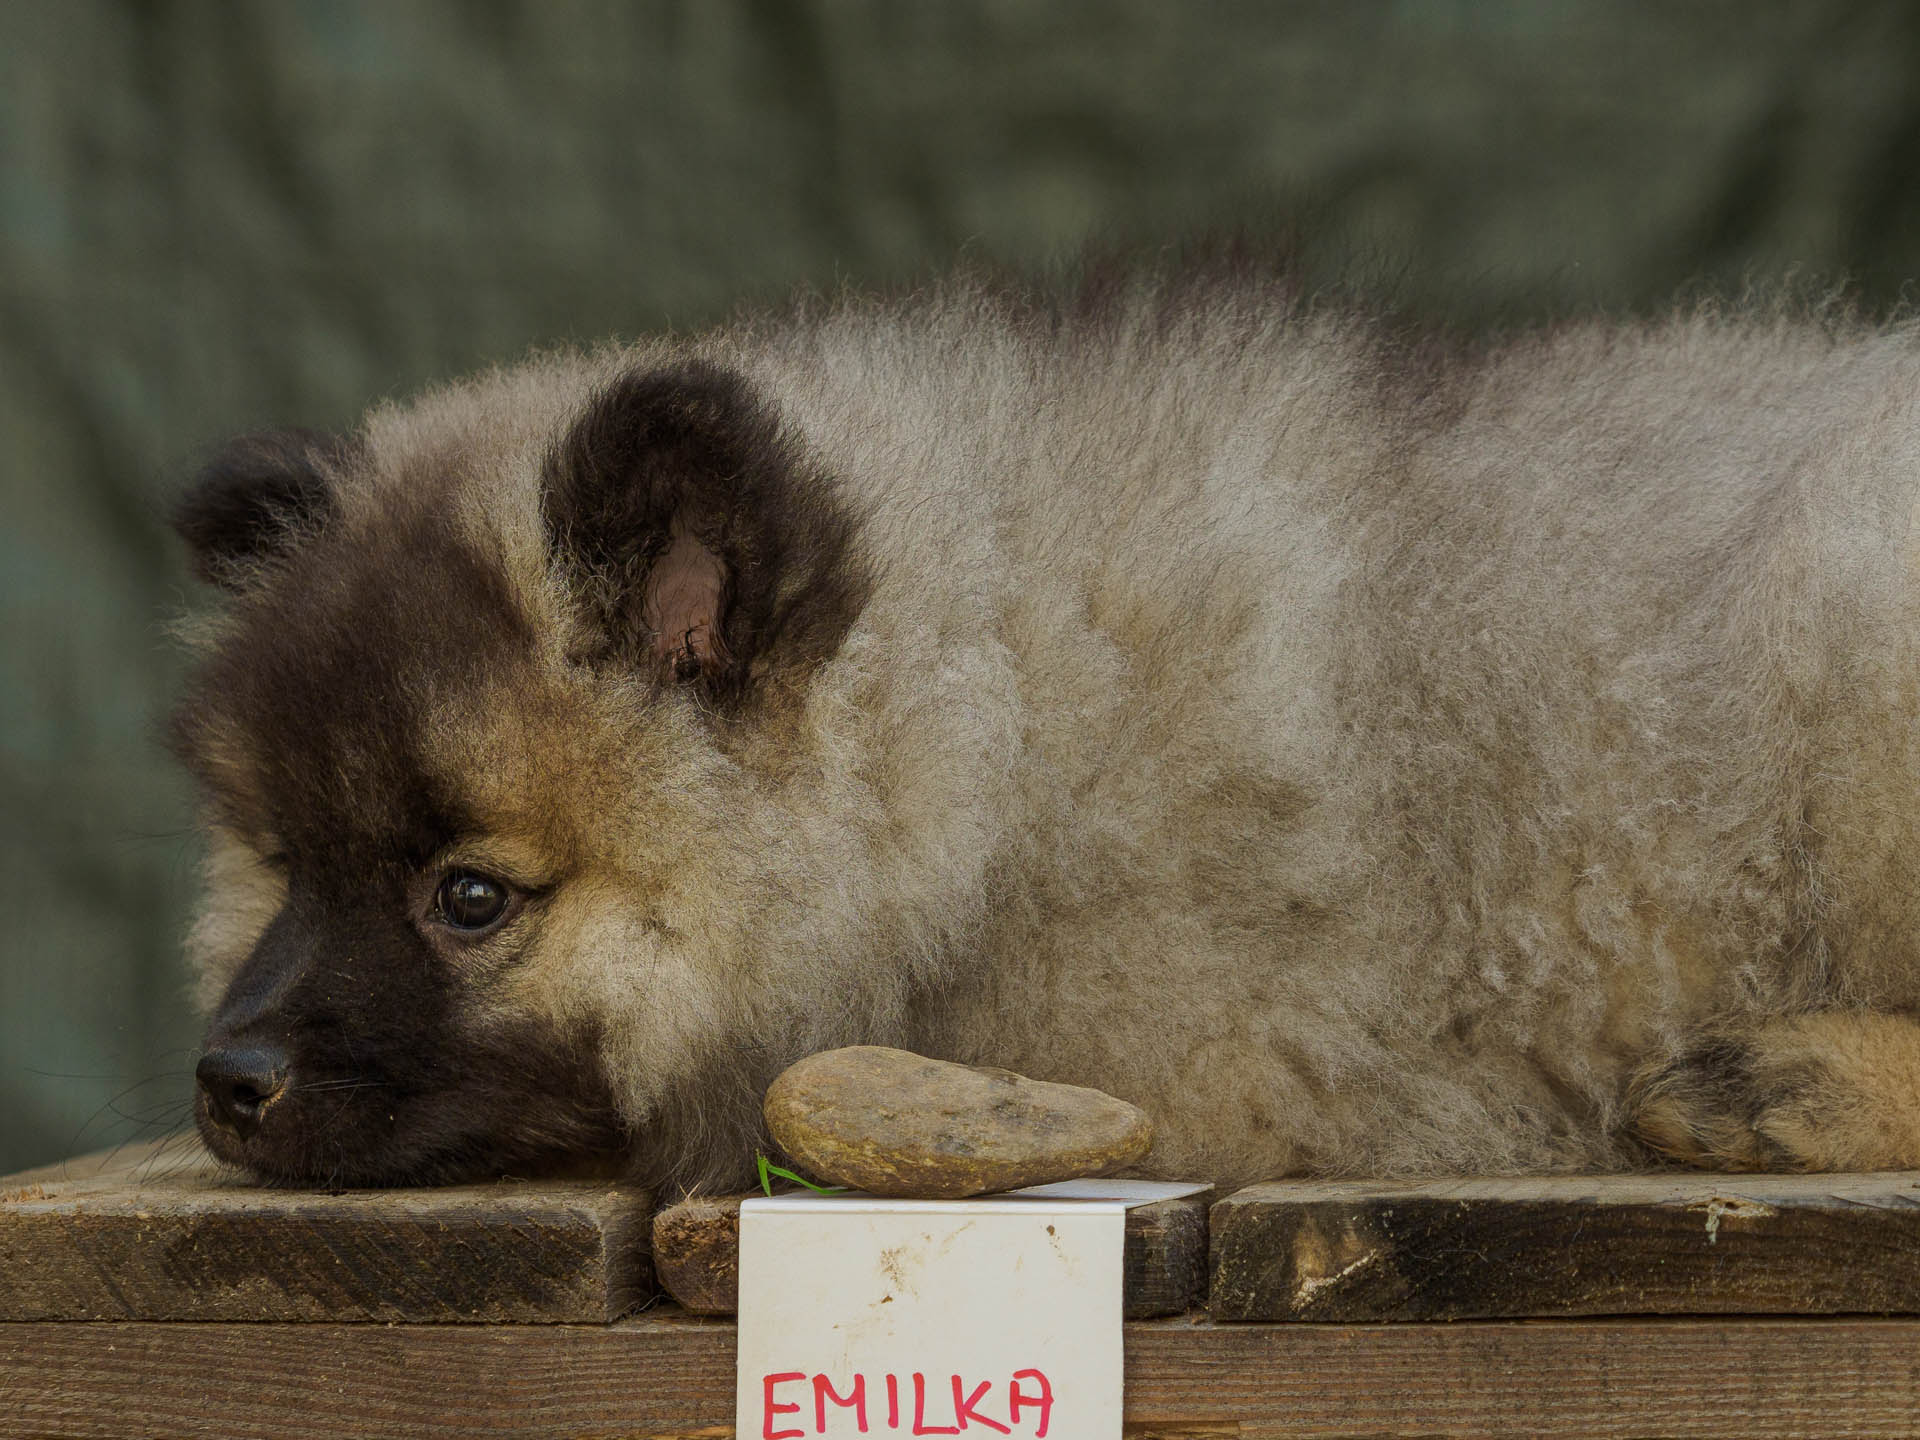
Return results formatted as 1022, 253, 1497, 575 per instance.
1627, 1032, 1792, 1170
1628, 1013, 1920, 1172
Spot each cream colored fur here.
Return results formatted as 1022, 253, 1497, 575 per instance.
186, 271, 1920, 1187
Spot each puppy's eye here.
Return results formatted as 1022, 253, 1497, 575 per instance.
434, 870, 512, 932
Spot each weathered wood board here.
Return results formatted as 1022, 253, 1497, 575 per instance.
650, 1187, 1212, 1318
649, 1191, 743, 1316
0, 1137, 654, 1323
1211, 1169, 1920, 1321
9, 1311, 1920, 1439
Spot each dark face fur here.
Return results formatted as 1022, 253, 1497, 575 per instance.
171, 363, 864, 1186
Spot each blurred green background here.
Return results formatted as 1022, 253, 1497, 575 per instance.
6, 1, 1920, 1174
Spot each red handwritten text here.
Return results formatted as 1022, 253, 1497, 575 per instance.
761, 1370, 1055, 1437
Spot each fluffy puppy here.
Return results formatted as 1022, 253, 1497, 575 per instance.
170, 264, 1920, 1189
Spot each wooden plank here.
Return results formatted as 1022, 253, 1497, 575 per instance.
1210, 1169, 1920, 1321
7, 1312, 1920, 1438
651, 1192, 743, 1316
0, 1138, 654, 1323
1122, 1315, 1920, 1438
650, 1189, 1212, 1318
1120, 1189, 1212, 1318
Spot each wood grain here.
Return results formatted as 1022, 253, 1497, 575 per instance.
651, 1192, 743, 1315
1211, 1169, 1920, 1321
8, 1311, 1920, 1438
1119, 1189, 1213, 1318
650, 1189, 1212, 1317
0, 1138, 654, 1323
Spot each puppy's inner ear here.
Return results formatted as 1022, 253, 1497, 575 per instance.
642, 519, 732, 680
173, 428, 353, 588
545, 359, 866, 703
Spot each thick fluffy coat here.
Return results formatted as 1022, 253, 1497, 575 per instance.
172, 266, 1920, 1189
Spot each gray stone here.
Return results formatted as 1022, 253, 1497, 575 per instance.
763, 1046, 1154, 1199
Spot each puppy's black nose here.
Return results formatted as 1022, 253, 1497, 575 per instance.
196, 1045, 290, 1141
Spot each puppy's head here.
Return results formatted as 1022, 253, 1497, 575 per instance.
171, 358, 870, 1186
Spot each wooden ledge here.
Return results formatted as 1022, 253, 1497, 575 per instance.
0, 1139, 653, 1323
8, 1310, 1920, 1438
11, 1147, 1920, 1434
1211, 1169, 1920, 1321
14, 1144, 1920, 1328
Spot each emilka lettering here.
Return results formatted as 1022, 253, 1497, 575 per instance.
762, 1368, 1056, 1438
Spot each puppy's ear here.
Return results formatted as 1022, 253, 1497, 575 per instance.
543, 360, 866, 704
173, 429, 352, 588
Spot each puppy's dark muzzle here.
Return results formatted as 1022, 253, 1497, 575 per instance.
196, 1044, 291, 1141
